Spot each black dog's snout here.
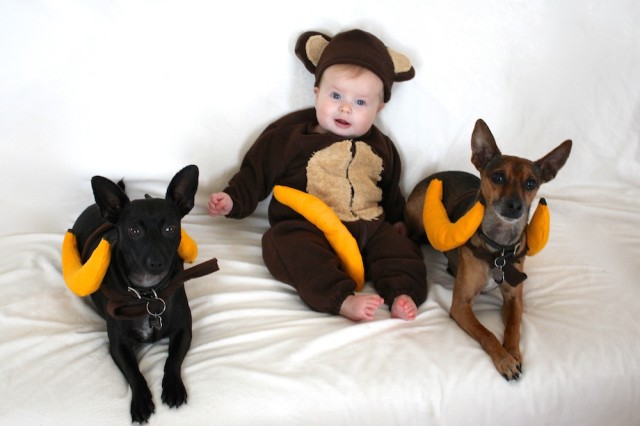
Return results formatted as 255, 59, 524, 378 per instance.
146, 257, 166, 273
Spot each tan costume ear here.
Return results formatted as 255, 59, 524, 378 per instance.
61, 231, 111, 296
295, 31, 331, 73
387, 48, 414, 81
422, 179, 484, 251
273, 185, 365, 291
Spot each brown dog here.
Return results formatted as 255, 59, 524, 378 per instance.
405, 119, 571, 380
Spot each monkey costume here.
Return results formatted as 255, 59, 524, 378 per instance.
222, 29, 427, 315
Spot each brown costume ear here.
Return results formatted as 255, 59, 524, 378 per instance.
295, 31, 330, 73
295, 29, 415, 102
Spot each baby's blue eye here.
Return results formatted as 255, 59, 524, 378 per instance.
331, 92, 341, 100
356, 99, 366, 106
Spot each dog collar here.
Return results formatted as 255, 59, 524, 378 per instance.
465, 238, 527, 287
477, 229, 522, 254
100, 257, 219, 322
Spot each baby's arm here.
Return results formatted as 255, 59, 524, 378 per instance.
208, 192, 233, 217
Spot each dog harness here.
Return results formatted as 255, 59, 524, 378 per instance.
466, 230, 528, 287
101, 257, 219, 324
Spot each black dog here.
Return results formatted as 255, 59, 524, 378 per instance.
69, 165, 217, 423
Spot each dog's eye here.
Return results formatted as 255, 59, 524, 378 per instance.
490, 172, 505, 185
164, 224, 177, 234
128, 226, 141, 238
524, 179, 538, 191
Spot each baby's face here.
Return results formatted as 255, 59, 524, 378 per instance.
314, 65, 384, 138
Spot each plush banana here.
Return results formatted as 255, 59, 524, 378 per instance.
423, 179, 551, 255
177, 227, 198, 263
525, 198, 549, 256
273, 185, 365, 291
62, 231, 111, 297
61, 227, 199, 297
422, 179, 485, 251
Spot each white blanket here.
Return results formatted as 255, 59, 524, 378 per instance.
2, 1, 639, 425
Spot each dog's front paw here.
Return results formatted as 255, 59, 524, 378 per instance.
131, 386, 155, 423
494, 351, 522, 381
162, 374, 188, 408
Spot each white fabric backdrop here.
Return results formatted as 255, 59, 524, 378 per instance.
2, 0, 639, 235
1, 1, 639, 425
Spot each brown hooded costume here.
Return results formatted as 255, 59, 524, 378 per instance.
222, 29, 426, 314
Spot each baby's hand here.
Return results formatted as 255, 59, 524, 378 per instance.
208, 192, 233, 217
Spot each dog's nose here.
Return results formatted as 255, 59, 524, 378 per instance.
504, 197, 525, 219
147, 258, 165, 273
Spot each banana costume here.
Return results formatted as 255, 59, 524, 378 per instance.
422, 178, 550, 255
62, 228, 198, 297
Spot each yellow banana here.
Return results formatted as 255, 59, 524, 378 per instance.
422, 179, 485, 252
61, 231, 111, 296
525, 198, 550, 256
273, 185, 365, 291
178, 227, 198, 263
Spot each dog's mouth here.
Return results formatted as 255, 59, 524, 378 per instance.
128, 271, 170, 288
497, 210, 525, 222
496, 198, 527, 221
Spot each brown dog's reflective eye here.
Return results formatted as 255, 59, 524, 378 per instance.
524, 179, 538, 191
490, 172, 505, 185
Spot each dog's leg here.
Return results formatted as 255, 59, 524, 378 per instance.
501, 277, 524, 372
106, 331, 155, 423
450, 248, 521, 380
161, 290, 192, 408
161, 326, 192, 408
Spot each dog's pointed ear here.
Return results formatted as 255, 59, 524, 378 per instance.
166, 165, 199, 217
535, 139, 572, 183
471, 119, 501, 171
91, 176, 130, 223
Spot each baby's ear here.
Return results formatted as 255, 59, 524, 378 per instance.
295, 31, 331, 74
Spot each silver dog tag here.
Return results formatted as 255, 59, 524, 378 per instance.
149, 315, 162, 330
492, 267, 504, 284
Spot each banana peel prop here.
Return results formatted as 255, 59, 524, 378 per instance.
273, 185, 365, 291
62, 227, 199, 297
61, 232, 111, 297
422, 179, 484, 252
524, 198, 549, 256
422, 179, 550, 255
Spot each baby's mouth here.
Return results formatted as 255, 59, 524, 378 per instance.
335, 119, 350, 128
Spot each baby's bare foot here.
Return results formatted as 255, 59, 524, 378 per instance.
391, 294, 418, 321
339, 294, 384, 321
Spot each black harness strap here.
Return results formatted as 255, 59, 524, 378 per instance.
465, 234, 528, 287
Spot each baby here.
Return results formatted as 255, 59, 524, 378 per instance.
208, 29, 426, 321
